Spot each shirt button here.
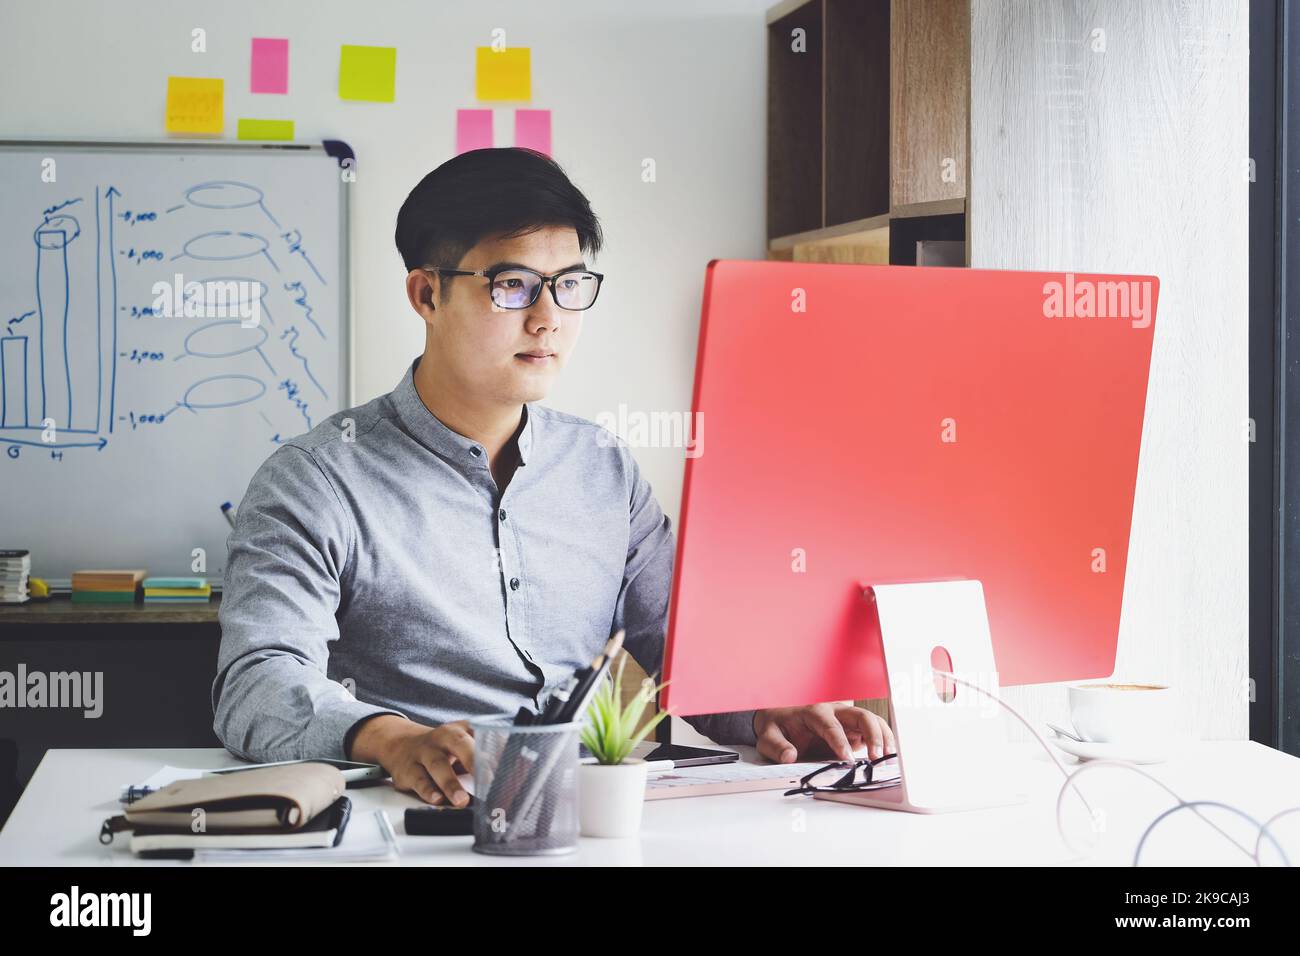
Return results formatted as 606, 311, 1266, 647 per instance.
498, 508, 507, 522
509, 577, 520, 591
469, 446, 481, 457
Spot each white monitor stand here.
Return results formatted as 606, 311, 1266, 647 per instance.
815, 580, 1028, 814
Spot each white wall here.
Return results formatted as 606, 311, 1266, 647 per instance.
0, 0, 771, 530
970, 0, 1250, 740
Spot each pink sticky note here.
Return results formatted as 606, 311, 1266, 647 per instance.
456, 109, 493, 154
515, 109, 551, 156
251, 38, 289, 94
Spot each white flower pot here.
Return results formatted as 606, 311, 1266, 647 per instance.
578, 759, 648, 838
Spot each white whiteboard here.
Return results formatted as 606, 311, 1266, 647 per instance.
0, 141, 350, 586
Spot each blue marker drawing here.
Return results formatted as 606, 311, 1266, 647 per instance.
0, 434, 106, 451
280, 228, 325, 285
2, 173, 334, 459
182, 373, 267, 411
258, 409, 286, 444
185, 181, 281, 229
278, 377, 313, 430
41, 197, 82, 218
174, 230, 279, 272
5, 310, 35, 336
34, 212, 80, 429
94, 188, 102, 434
284, 281, 322, 337
279, 325, 326, 398
0, 336, 29, 427
189, 275, 274, 326
106, 186, 120, 434
183, 319, 277, 376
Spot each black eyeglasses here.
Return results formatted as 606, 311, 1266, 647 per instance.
423, 264, 604, 311
783, 754, 900, 797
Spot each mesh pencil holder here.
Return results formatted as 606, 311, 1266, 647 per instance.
470, 715, 581, 856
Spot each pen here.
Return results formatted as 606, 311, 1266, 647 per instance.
537, 675, 579, 724
555, 630, 625, 724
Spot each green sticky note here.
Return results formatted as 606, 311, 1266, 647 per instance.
237, 118, 294, 141
476, 47, 531, 101
339, 44, 396, 102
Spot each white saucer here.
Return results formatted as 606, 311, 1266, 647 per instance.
1047, 733, 1181, 765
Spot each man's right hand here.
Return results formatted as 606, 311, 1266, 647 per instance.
348, 714, 475, 807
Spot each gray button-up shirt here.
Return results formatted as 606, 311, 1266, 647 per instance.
212, 355, 756, 762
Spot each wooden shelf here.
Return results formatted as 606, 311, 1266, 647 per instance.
0, 593, 221, 627
767, 213, 889, 250
890, 198, 966, 219
767, 214, 890, 264
767, 0, 969, 265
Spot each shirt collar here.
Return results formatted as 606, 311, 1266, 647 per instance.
391, 355, 533, 466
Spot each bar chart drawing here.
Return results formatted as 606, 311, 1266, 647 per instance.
0, 172, 339, 454
0, 141, 348, 583
3, 196, 104, 443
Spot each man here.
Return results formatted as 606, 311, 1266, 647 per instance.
213, 147, 896, 807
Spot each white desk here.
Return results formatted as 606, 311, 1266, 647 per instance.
3, 742, 1298, 866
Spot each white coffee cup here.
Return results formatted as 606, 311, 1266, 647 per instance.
1067, 682, 1174, 744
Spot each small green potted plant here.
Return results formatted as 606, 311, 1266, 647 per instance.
578, 653, 670, 838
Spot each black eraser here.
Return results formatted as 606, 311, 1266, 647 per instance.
404, 806, 474, 836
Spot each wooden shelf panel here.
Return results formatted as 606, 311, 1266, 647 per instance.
824, 0, 891, 227
891, 197, 966, 219
767, 0, 824, 239
890, 0, 970, 208
768, 214, 890, 265
768, 213, 891, 251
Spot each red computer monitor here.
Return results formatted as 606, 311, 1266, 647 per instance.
661, 260, 1159, 717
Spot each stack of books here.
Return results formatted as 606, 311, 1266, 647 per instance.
71, 569, 146, 604
142, 577, 211, 604
0, 549, 31, 604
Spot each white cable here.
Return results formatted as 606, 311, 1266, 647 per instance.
1133, 799, 1288, 867
1256, 806, 1300, 864
930, 668, 1298, 865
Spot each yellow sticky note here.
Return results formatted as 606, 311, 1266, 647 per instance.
339, 45, 396, 102
237, 118, 295, 141
166, 77, 224, 134
476, 47, 531, 101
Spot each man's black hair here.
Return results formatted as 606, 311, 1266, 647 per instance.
394, 148, 603, 288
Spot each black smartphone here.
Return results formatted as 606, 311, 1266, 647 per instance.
639, 743, 740, 768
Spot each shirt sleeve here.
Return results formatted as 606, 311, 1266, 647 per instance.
613, 446, 757, 747
212, 443, 406, 763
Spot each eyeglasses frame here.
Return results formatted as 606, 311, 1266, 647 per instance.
421, 264, 605, 312
782, 752, 900, 797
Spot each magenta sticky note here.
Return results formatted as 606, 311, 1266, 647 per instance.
456, 109, 494, 154
251, 38, 289, 94
514, 109, 552, 156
